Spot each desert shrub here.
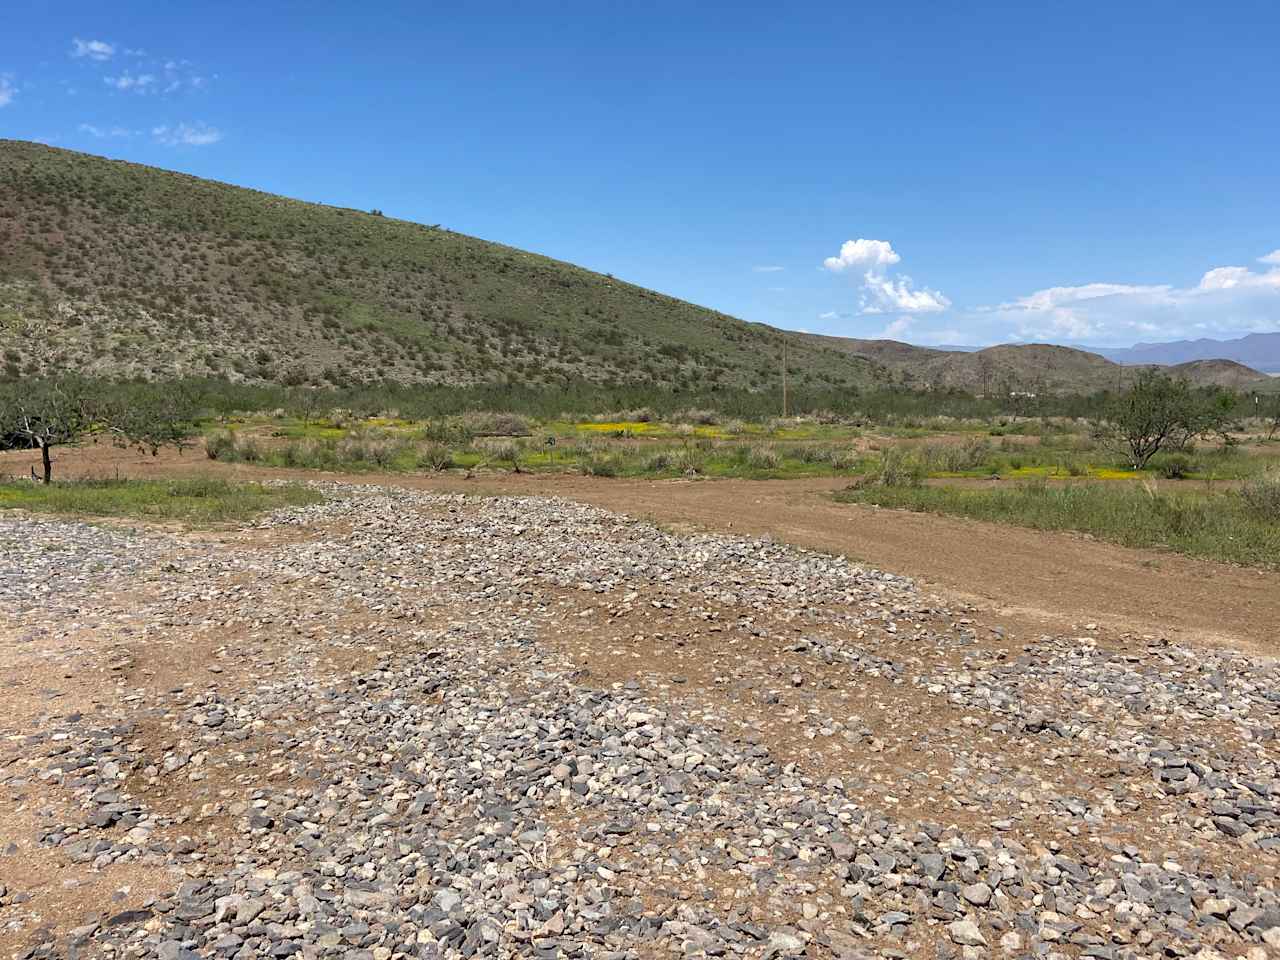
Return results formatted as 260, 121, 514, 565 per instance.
279, 440, 325, 469
918, 438, 991, 473
1158, 454, 1192, 480
460, 411, 531, 436
475, 438, 521, 470
856, 446, 923, 488
581, 452, 622, 477
674, 408, 718, 426
416, 443, 454, 472
205, 432, 262, 463
826, 448, 861, 471
671, 447, 706, 474
593, 407, 653, 423
1239, 474, 1280, 521
337, 429, 406, 468
1063, 458, 1089, 477
206, 430, 235, 460
644, 450, 674, 472
745, 444, 781, 469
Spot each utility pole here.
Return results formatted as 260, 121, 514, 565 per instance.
781, 336, 789, 418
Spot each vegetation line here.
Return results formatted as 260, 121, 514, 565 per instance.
838, 479, 1280, 569
0, 478, 322, 525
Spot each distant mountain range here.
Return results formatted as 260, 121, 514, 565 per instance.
1089, 334, 1280, 374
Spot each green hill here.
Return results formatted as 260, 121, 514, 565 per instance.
3, 140, 1271, 399
0, 139, 881, 391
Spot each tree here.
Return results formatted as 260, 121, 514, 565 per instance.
1095, 371, 1235, 470
0, 379, 96, 483
102, 383, 198, 457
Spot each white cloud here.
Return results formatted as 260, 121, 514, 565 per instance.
822, 238, 901, 273
79, 123, 135, 138
152, 122, 223, 146
105, 72, 157, 93
986, 252, 1280, 343
1198, 266, 1252, 290
823, 237, 950, 316
1257, 249, 1280, 266
879, 317, 913, 339
752, 265, 785, 273
862, 274, 951, 314
0, 76, 15, 108
72, 37, 115, 61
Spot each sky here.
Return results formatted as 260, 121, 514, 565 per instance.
2, 1, 1279, 348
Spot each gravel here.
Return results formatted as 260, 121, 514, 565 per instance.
1, 483, 1278, 960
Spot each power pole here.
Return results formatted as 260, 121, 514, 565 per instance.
781, 337, 789, 418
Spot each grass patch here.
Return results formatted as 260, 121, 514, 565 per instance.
0, 478, 321, 525
838, 479, 1280, 568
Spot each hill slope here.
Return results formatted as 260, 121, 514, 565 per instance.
0, 140, 880, 391
1, 140, 1272, 397
800, 337, 1275, 394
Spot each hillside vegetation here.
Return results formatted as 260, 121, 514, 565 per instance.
1, 139, 1273, 397
0, 140, 879, 391
806, 336, 1276, 395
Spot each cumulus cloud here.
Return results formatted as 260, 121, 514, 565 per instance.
822, 238, 950, 316
72, 38, 115, 61
822, 238, 901, 273
0, 76, 15, 108
986, 253, 1280, 343
152, 122, 223, 146
861, 274, 951, 314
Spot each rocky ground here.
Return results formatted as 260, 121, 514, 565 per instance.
1, 483, 1278, 960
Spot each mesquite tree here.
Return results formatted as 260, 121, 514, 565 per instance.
0, 379, 96, 482
1095, 371, 1235, 470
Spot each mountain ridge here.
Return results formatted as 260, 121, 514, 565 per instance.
1091, 333, 1280, 373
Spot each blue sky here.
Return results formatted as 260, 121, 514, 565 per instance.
3, 1, 1279, 347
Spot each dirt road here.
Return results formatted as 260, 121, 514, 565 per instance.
5, 441, 1278, 652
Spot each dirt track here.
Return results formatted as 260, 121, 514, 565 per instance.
4, 441, 1278, 654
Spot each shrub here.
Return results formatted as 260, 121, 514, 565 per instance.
581, 453, 621, 477
416, 443, 454, 472
675, 408, 718, 426
205, 432, 262, 463
826, 448, 861, 471
746, 444, 781, 469
476, 438, 521, 471
459, 411, 531, 436
206, 430, 235, 460
1158, 454, 1192, 480
855, 446, 923, 489
1239, 474, 1280, 521
644, 450, 674, 472
672, 447, 706, 474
